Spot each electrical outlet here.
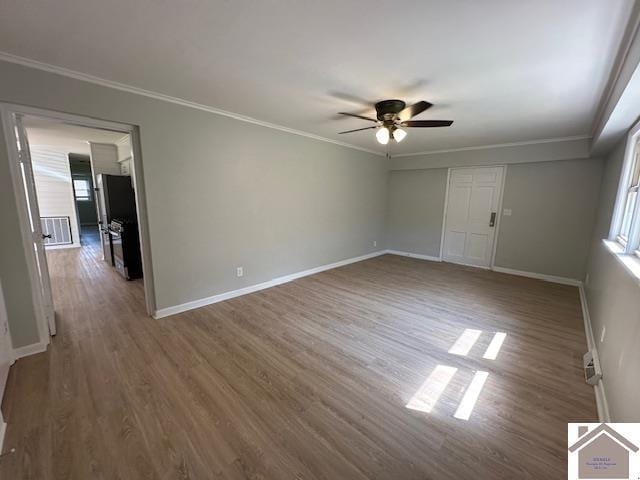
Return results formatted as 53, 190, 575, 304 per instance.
236, 267, 243, 277
373, 240, 377, 247
503, 208, 512, 216
585, 273, 590, 285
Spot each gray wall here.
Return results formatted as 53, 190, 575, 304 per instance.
0, 60, 388, 347
386, 169, 448, 257
386, 157, 603, 280
584, 139, 640, 421
494, 157, 603, 279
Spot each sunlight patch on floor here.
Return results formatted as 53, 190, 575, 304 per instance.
454, 371, 489, 420
407, 328, 505, 419
482, 332, 507, 360
406, 365, 457, 413
448, 328, 482, 356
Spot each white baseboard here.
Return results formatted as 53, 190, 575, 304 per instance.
385, 250, 442, 262
154, 250, 387, 319
578, 284, 611, 422
45, 243, 80, 250
491, 266, 582, 286
13, 341, 48, 360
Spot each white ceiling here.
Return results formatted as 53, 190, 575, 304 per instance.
23, 115, 127, 155
0, 1, 634, 155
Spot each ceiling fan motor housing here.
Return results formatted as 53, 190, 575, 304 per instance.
375, 99, 406, 121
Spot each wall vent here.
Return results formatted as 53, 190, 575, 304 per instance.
41, 216, 72, 246
583, 350, 602, 386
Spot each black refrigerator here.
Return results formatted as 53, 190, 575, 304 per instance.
95, 174, 137, 265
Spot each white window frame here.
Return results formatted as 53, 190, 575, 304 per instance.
610, 119, 640, 256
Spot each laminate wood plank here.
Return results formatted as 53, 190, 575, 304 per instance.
0, 244, 596, 479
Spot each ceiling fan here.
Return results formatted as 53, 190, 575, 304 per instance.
338, 99, 453, 144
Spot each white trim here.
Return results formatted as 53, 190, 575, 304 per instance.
602, 239, 640, 286
0, 418, 6, 453
592, 8, 640, 138
12, 341, 48, 360
2, 102, 134, 133
438, 168, 452, 261
449, 261, 491, 270
385, 250, 442, 262
391, 135, 592, 158
609, 119, 640, 243
44, 244, 80, 251
490, 165, 507, 269
128, 126, 157, 317
491, 266, 582, 286
154, 250, 387, 319
0, 51, 384, 157
578, 284, 611, 422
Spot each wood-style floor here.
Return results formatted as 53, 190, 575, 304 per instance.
0, 243, 596, 479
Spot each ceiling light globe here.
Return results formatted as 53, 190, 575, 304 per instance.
393, 128, 407, 142
376, 127, 390, 145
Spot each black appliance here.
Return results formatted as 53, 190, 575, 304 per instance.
95, 174, 137, 265
108, 219, 143, 280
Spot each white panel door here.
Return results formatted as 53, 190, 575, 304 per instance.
14, 115, 57, 335
443, 166, 504, 268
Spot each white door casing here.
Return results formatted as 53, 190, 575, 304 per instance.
0, 279, 9, 452
0, 279, 12, 404
13, 114, 57, 336
442, 166, 504, 268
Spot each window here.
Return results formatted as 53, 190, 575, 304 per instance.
73, 178, 92, 201
618, 149, 640, 245
610, 121, 640, 256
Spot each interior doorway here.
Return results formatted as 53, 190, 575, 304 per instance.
69, 153, 100, 246
1, 104, 155, 348
441, 166, 505, 268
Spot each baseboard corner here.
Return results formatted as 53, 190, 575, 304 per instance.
13, 341, 48, 360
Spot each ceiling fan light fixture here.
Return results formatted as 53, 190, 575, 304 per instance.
376, 127, 390, 145
393, 128, 407, 142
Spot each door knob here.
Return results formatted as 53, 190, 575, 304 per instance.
489, 212, 496, 227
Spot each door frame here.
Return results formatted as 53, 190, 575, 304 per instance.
1, 103, 157, 348
438, 164, 507, 269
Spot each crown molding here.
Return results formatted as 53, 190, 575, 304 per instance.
0, 51, 385, 157
391, 135, 591, 158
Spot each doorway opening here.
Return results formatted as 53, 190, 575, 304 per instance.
1, 105, 155, 348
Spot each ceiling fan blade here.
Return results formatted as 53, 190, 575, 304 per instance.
338, 112, 378, 122
401, 120, 453, 128
397, 101, 433, 121
338, 126, 377, 134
